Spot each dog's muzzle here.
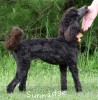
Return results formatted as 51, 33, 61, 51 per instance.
77, 6, 88, 19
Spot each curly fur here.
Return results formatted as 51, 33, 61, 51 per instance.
5, 6, 88, 93
58, 7, 79, 36
5, 27, 23, 51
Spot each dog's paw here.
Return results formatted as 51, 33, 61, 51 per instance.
19, 85, 26, 92
7, 85, 14, 93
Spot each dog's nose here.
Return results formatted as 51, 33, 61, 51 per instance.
84, 5, 88, 12
77, 6, 88, 19
84, 6, 88, 9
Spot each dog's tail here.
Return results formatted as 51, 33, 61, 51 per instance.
5, 26, 23, 51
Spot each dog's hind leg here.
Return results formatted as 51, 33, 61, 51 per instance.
19, 61, 30, 92
59, 64, 67, 91
18, 73, 29, 92
68, 63, 82, 92
7, 59, 30, 93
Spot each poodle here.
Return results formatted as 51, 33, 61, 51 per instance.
5, 6, 88, 93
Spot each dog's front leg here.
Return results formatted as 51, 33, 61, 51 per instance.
59, 64, 67, 91
68, 63, 82, 92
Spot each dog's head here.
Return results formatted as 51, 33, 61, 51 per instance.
64, 22, 83, 42
59, 6, 88, 42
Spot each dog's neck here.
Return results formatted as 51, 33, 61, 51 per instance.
57, 35, 79, 47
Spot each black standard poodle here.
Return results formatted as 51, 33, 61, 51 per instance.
5, 6, 88, 93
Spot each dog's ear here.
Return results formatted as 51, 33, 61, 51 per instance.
64, 22, 80, 42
